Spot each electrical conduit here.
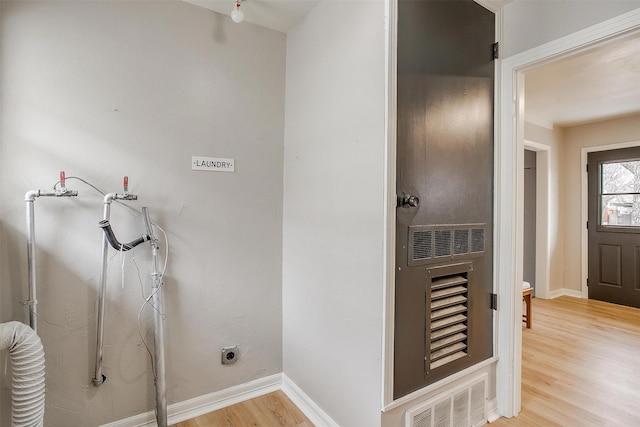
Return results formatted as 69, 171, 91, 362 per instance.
0, 321, 46, 427
143, 207, 167, 427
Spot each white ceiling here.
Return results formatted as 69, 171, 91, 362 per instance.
185, 0, 512, 33
184, 1, 639, 129
184, 0, 319, 33
524, 31, 640, 128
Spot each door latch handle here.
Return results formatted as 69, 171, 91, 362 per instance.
398, 193, 420, 208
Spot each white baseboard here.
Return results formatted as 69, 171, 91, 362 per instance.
548, 288, 584, 299
100, 373, 338, 427
486, 397, 500, 423
100, 374, 282, 427
281, 374, 339, 427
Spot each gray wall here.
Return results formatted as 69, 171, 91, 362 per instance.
0, 1, 285, 424
282, 1, 386, 426
524, 122, 566, 295
562, 115, 640, 294
503, 0, 640, 57
523, 149, 537, 291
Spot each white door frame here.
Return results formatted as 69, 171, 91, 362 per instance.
524, 141, 551, 300
496, 8, 640, 418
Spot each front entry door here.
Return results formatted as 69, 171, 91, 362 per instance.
394, 0, 495, 399
588, 147, 640, 308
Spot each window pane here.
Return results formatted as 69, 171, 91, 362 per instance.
602, 160, 640, 193
601, 194, 640, 226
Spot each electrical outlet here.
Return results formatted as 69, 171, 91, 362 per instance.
221, 346, 239, 365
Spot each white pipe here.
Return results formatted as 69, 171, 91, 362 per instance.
0, 321, 46, 427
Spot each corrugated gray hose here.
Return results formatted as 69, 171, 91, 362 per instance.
0, 321, 45, 426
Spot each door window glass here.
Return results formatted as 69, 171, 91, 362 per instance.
600, 160, 640, 227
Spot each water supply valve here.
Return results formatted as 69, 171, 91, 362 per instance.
116, 176, 137, 201
55, 171, 78, 197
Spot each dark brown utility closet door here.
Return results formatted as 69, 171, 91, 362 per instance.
588, 147, 640, 308
394, 0, 495, 399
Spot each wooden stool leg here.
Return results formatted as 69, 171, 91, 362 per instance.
523, 291, 532, 328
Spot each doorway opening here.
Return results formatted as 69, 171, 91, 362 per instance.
497, 10, 640, 418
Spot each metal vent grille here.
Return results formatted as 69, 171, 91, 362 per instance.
413, 230, 433, 260
471, 228, 485, 253
405, 375, 488, 427
414, 409, 431, 427
453, 390, 470, 426
434, 400, 451, 426
470, 380, 486, 425
434, 230, 452, 257
408, 224, 486, 266
428, 273, 468, 370
454, 229, 469, 255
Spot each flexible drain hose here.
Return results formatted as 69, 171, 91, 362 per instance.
98, 220, 149, 251
0, 321, 46, 427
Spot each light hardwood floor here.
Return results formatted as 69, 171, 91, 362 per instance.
492, 296, 640, 426
174, 296, 639, 427
171, 390, 313, 427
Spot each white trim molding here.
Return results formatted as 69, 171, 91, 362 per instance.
100, 374, 282, 427
548, 288, 584, 300
383, 357, 498, 412
281, 374, 340, 427
487, 397, 500, 423
382, 0, 398, 410
100, 374, 340, 427
497, 7, 640, 421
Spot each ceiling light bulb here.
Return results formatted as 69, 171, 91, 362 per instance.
231, 2, 244, 23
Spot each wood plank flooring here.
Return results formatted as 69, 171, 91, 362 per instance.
171, 390, 313, 427
491, 296, 640, 426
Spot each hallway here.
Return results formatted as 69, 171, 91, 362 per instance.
492, 296, 640, 426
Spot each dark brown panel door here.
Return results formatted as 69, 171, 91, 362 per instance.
394, 0, 495, 399
588, 147, 640, 308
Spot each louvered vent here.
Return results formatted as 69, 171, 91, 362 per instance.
405, 375, 488, 427
409, 224, 486, 266
428, 272, 468, 370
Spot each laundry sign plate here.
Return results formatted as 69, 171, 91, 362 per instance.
192, 156, 235, 172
